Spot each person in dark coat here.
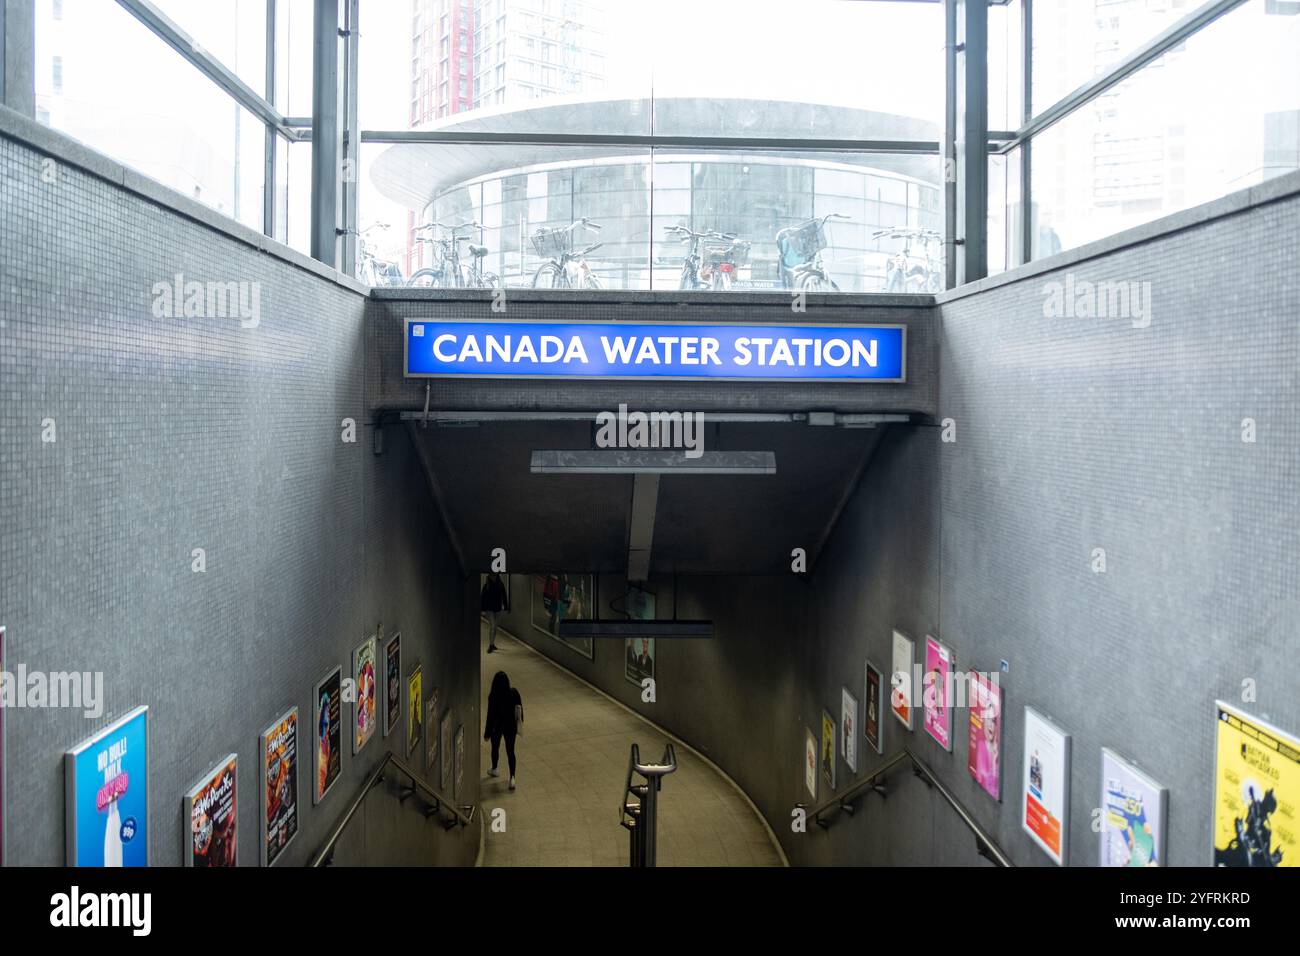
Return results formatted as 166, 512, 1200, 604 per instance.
484, 670, 522, 789
481, 572, 510, 653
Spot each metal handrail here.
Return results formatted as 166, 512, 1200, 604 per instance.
308, 751, 476, 867
798, 747, 1013, 867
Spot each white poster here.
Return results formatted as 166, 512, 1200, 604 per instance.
1100, 748, 1167, 867
890, 630, 915, 730
841, 687, 858, 773
1022, 706, 1070, 866
804, 727, 818, 801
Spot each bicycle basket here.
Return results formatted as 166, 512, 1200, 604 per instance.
785, 219, 827, 261
703, 239, 750, 268
530, 226, 573, 258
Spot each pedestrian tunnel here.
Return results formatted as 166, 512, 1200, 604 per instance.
368, 288, 936, 577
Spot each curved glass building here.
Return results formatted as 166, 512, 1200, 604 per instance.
369, 97, 944, 292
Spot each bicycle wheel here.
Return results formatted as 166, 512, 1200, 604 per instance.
532, 262, 564, 289
407, 268, 443, 288
481, 272, 501, 289
583, 273, 603, 290
679, 264, 699, 291
798, 272, 840, 294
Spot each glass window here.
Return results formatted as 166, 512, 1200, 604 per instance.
35, 1, 266, 231
151, 0, 268, 97
1031, 0, 1300, 257
1031, 0, 1195, 115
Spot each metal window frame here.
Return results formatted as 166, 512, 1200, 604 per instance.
21, 0, 1254, 279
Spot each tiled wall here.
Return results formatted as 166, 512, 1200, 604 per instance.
0, 124, 479, 866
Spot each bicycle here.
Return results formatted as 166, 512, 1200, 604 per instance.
530, 218, 603, 289
356, 223, 406, 287
872, 227, 943, 293
776, 213, 849, 293
407, 220, 500, 289
664, 224, 751, 291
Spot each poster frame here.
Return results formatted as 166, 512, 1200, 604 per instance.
530, 572, 597, 660
890, 629, 915, 731
804, 727, 818, 801
407, 665, 423, 758
183, 753, 238, 867
260, 705, 299, 868
864, 659, 884, 755
439, 710, 453, 791
352, 634, 378, 756
1021, 705, 1071, 866
922, 634, 955, 752
1211, 699, 1298, 868
821, 708, 837, 792
65, 704, 151, 867
313, 666, 344, 806
0, 625, 5, 867
966, 671, 1002, 801
425, 687, 439, 776
1100, 746, 1168, 867
841, 686, 859, 774
384, 632, 402, 737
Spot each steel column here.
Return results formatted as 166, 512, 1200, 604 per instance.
310, 0, 341, 268
953, 0, 989, 284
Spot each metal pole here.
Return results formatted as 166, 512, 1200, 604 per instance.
310, 0, 340, 267
1019, 0, 1033, 266
264, 0, 277, 239
954, 0, 989, 284
340, 0, 359, 276
640, 780, 658, 868
942, 0, 957, 290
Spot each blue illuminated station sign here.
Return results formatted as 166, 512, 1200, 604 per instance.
404, 319, 905, 382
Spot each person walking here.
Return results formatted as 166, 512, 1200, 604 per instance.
481, 572, 510, 653
484, 670, 523, 790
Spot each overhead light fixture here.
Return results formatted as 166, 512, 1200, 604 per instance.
529, 450, 776, 475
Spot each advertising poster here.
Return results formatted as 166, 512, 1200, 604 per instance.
440, 711, 453, 791
425, 687, 439, 775
864, 661, 884, 755
1022, 706, 1071, 866
821, 709, 836, 791
260, 707, 299, 867
890, 630, 914, 730
184, 754, 237, 867
1213, 701, 1298, 867
384, 633, 401, 736
626, 636, 655, 687
804, 727, 818, 801
531, 573, 596, 659
65, 705, 150, 867
1101, 748, 1167, 867
314, 667, 343, 805
841, 687, 859, 773
407, 666, 423, 757
966, 673, 1002, 801
352, 635, 377, 755
454, 725, 466, 803
923, 635, 954, 751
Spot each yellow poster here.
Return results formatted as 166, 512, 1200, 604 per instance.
1213, 701, 1298, 867
407, 666, 423, 758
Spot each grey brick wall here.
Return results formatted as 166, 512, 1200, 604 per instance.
0, 127, 478, 867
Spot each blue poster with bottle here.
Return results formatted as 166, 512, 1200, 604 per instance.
65, 706, 149, 866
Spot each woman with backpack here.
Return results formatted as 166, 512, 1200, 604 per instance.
484, 670, 523, 790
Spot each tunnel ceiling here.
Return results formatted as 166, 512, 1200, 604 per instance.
412, 420, 883, 576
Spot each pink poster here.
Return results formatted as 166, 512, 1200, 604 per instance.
923, 636, 953, 751
967, 672, 1002, 799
